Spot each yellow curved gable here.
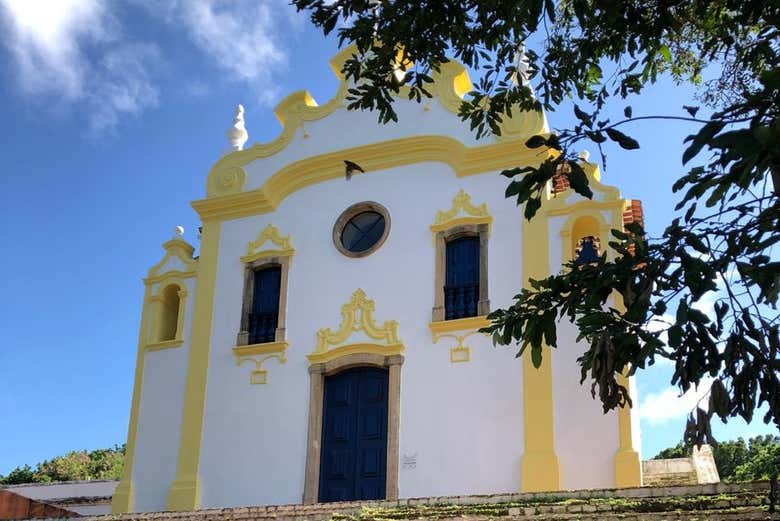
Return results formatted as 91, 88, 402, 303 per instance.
202, 45, 549, 209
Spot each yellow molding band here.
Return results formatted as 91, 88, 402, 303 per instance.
429, 316, 490, 335
240, 249, 296, 264
306, 342, 405, 365
193, 136, 554, 222
111, 285, 153, 513
146, 339, 184, 351
430, 216, 493, 234
166, 221, 222, 511
144, 269, 197, 286
232, 341, 288, 358
520, 209, 560, 492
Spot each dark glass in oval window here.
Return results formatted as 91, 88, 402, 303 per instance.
341, 211, 386, 253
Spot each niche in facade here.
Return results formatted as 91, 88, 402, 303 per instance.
155, 284, 181, 342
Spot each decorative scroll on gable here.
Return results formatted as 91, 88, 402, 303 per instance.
241, 224, 295, 264
430, 189, 493, 235
307, 289, 403, 364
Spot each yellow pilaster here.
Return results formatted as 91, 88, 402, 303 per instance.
166, 221, 222, 511
111, 285, 152, 514
520, 213, 560, 492
614, 370, 642, 487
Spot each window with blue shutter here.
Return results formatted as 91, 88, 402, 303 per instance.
249, 266, 281, 344
444, 236, 480, 320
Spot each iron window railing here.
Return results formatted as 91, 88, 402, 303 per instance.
444, 283, 479, 320
248, 311, 278, 344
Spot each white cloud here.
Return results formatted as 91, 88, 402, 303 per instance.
88, 44, 160, 132
143, 0, 291, 103
0, 0, 295, 133
640, 377, 713, 425
0, 0, 108, 99
0, 0, 159, 132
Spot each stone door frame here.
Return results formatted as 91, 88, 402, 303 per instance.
303, 353, 403, 504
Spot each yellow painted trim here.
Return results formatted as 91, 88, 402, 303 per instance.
546, 165, 641, 488
430, 216, 493, 234
430, 190, 493, 240
240, 224, 295, 264
308, 289, 403, 365
546, 198, 624, 217
145, 279, 189, 348
615, 371, 642, 487
241, 249, 296, 264
166, 221, 222, 511
431, 330, 487, 364
307, 342, 405, 365
144, 269, 197, 286
193, 136, 555, 222
433, 189, 491, 225
146, 339, 184, 351
545, 162, 621, 214
233, 343, 288, 385
520, 204, 560, 492
613, 298, 642, 487
429, 316, 490, 335
232, 341, 289, 358
147, 238, 197, 279
204, 45, 547, 199
315, 289, 401, 351
112, 285, 153, 513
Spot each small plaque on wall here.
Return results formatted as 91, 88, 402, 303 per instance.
402, 453, 418, 470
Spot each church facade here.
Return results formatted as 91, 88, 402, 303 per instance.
112, 47, 643, 514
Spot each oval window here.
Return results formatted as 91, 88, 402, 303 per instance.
333, 202, 390, 257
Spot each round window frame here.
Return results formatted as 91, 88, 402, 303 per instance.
333, 202, 391, 258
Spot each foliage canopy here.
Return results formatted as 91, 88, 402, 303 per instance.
294, 0, 780, 441
0, 445, 125, 485
654, 435, 780, 481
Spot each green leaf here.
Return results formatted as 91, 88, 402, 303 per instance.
525, 135, 547, 148
524, 197, 542, 220
682, 121, 725, 165
574, 104, 592, 127
659, 44, 672, 63
568, 162, 594, 199
531, 344, 543, 368
605, 128, 640, 150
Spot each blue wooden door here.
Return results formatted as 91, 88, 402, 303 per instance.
319, 367, 388, 502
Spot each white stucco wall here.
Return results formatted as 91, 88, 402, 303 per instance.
131, 277, 195, 512
198, 152, 528, 507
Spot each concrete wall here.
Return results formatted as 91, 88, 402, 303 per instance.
642, 444, 720, 487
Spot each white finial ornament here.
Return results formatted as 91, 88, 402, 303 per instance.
578, 150, 591, 162
226, 104, 248, 152
174, 225, 185, 239
511, 42, 533, 88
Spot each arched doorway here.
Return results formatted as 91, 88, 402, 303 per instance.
319, 367, 389, 502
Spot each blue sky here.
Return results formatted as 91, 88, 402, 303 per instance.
0, 1, 775, 477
